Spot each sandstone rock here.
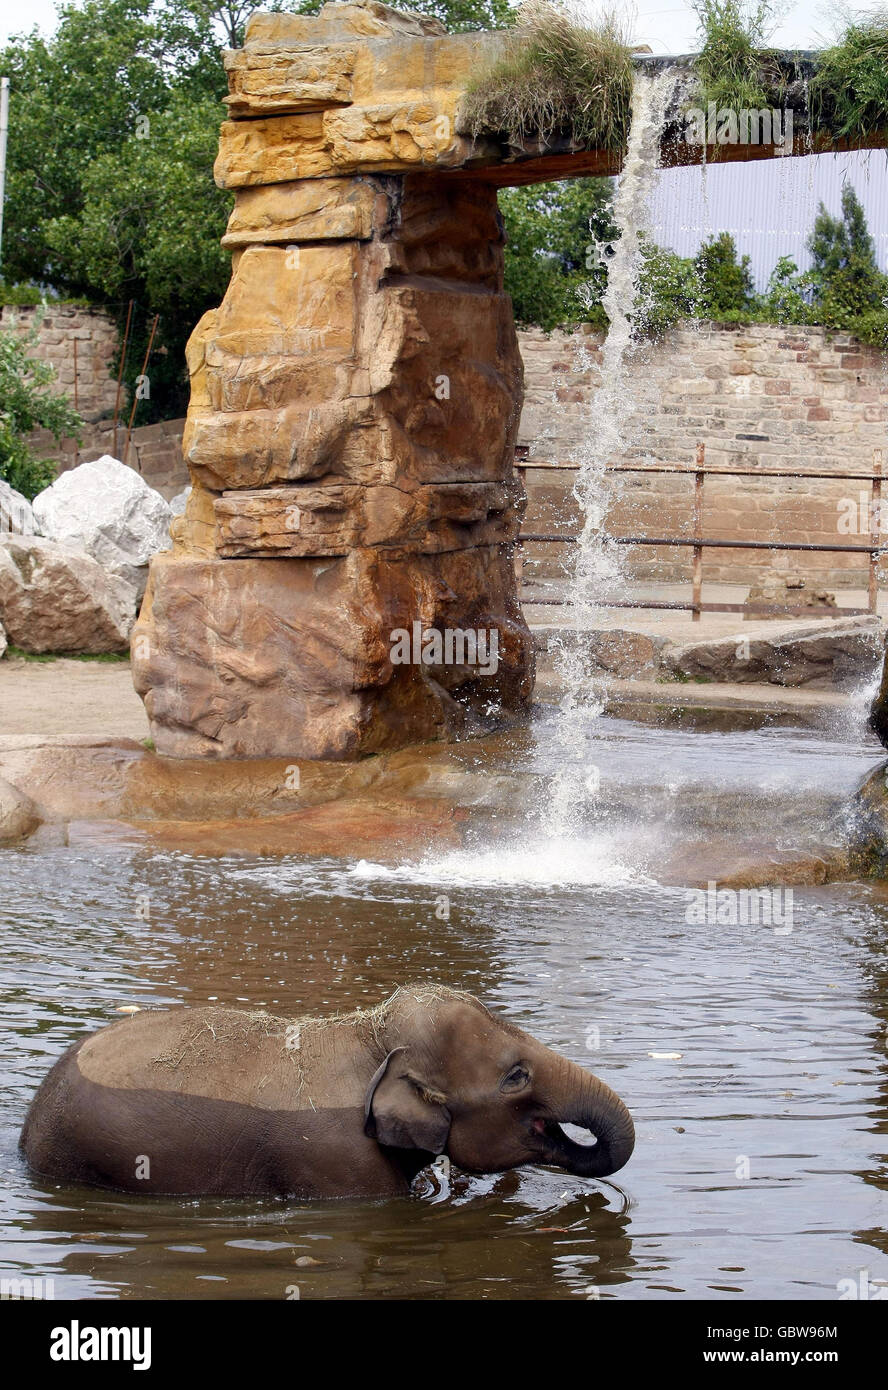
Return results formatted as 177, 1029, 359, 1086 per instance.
213, 479, 524, 556
0, 775, 40, 844
184, 197, 522, 493
245, 4, 448, 43
212, 7, 504, 187
870, 649, 888, 749
0, 479, 36, 535
133, 547, 533, 759
32, 456, 172, 594
223, 44, 356, 119
849, 762, 888, 877
221, 178, 380, 247
214, 101, 471, 186
0, 537, 134, 654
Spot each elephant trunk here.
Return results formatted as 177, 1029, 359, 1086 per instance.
538, 1063, 635, 1178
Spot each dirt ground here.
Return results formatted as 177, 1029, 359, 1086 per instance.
0, 640, 858, 747
0, 657, 149, 739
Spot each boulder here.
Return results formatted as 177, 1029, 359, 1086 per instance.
0, 479, 36, 536
169, 486, 191, 517
0, 537, 134, 654
0, 775, 40, 844
661, 617, 883, 689
745, 572, 837, 617
32, 456, 172, 596
849, 762, 888, 878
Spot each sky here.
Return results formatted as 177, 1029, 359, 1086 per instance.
2, 0, 888, 51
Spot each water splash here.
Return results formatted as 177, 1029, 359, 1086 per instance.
349, 834, 650, 889
542, 67, 681, 838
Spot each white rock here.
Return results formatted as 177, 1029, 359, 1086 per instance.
0, 479, 36, 535
0, 536, 134, 654
32, 456, 172, 591
169, 486, 191, 517
0, 617, 6, 659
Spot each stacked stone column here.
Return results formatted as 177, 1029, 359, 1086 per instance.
132, 3, 534, 758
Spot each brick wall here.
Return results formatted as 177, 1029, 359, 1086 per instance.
517, 321, 888, 591
2, 303, 119, 423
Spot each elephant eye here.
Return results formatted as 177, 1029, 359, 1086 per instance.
501, 1064, 530, 1093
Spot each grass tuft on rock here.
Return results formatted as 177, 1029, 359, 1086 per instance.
461, 1, 634, 152
691, 0, 782, 114
809, 11, 888, 144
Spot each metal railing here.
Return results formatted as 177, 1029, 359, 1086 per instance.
514, 444, 886, 620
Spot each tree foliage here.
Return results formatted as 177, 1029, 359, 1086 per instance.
498, 177, 615, 330
693, 232, 754, 317
0, 327, 83, 498
807, 183, 888, 330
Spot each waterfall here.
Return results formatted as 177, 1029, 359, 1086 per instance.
542, 67, 681, 838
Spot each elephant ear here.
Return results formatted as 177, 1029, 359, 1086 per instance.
364, 1048, 451, 1154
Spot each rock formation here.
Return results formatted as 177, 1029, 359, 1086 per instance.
0, 537, 134, 654
133, 2, 535, 759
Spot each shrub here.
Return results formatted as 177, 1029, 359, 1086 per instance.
694, 232, 755, 316
756, 256, 812, 324
633, 240, 700, 338
807, 184, 888, 329
0, 326, 82, 499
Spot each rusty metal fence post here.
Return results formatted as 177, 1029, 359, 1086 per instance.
691, 442, 704, 621
870, 448, 883, 615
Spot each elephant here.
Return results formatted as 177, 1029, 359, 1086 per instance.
20, 985, 635, 1199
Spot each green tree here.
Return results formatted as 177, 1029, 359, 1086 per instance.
807, 183, 888, 329
634, 239, 699, 337
43, 93, 232, 414
1, 0, 231, 419
499, 177, 616, 330
757, 255, 811, 324
694, 232, 754, 317
0, 325, 83, 498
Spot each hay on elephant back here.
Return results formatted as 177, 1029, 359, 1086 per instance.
148, 985, 504, 1092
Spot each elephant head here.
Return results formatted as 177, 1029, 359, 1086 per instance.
364, 987, 634, 1180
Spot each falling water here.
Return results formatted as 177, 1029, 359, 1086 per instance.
542, 66, 681, 838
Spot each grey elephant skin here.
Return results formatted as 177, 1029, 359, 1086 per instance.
20, 986, 635, 1199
